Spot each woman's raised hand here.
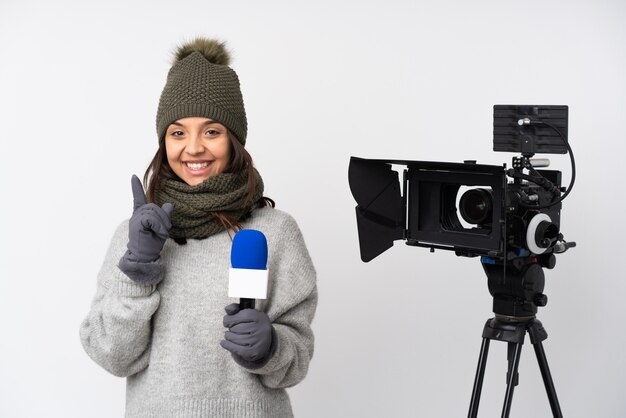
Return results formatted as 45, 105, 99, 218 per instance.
125, 174, 174, 263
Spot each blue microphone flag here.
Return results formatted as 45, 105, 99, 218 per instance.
231, 229, 268, 270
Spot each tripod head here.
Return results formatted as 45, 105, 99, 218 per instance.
483, 253, 550, 318
482, 235, 575, 319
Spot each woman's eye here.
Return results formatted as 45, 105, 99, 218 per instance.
206, 129, 220, 136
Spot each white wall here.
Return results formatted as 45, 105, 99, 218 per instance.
1, 0, 624, 416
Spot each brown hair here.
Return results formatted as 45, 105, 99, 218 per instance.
142, 130, 275, 245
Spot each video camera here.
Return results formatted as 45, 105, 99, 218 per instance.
349, 104, 576, 317
348, 105, 577, 417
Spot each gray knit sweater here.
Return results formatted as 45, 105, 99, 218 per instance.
79, 207, 318, 417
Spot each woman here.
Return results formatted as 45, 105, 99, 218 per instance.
79, 37, 318, 418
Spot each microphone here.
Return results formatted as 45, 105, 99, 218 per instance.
228, 229, 269, 310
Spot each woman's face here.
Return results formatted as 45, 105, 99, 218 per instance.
165, 117, 231, 186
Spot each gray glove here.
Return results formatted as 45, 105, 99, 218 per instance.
220, 303, 278, 369
118, 174, 173, 284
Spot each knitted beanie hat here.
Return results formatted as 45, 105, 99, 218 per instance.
155, 37, 248, 145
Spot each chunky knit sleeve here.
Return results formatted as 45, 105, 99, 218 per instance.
79, 219, 161, 377
237, 212, 318, 389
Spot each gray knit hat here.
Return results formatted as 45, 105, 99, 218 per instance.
155, 37, 248, 145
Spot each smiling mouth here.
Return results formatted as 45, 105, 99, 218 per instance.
184, 161, 213, 171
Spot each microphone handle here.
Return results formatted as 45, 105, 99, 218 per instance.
240, 298, 256, 310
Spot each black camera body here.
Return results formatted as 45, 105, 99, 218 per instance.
409, 159, 563, 260
349, 158, 561, 258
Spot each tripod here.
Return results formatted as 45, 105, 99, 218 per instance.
467, 316, 563, 418
467, 259, 564, 417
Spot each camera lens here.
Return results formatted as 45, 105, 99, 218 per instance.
459, 188, 493, 225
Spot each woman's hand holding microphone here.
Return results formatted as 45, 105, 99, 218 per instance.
118, 174, 173, 285
221, 303, 277, 369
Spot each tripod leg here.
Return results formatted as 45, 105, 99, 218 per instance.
501, 342, 523, 418
533, 341, 563, 418
506, 342, 520, 387
468, 338, 490, 418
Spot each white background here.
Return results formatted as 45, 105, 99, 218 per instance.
1, 0, 625, 417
